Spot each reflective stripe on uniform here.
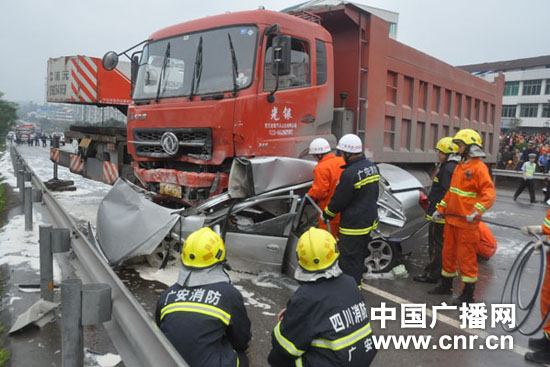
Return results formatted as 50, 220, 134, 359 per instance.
439, 200, 447, 208
233, 350, 240, 367
426, 214, 445, 224
354, 174, 380, 189
339, 221, 378, 236
311, 322, 373, 351
160, 302, 231, 325
544, 217, 550, 230
441, 270, 458, 278
274, 322, 305, 357
324, 207, 337, 218
449, 187, 477, 198
433, 177, 439, 183
462, 275, 478, 283
474, 202, 487, 213
295, 357, 303, 367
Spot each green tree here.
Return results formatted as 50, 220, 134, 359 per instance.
508, 117, 522, 131
0, 92, 18, 135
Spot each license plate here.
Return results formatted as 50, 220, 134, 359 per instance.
160, 183, 182, 198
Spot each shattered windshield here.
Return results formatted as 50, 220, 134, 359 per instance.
133, 25, 258, 100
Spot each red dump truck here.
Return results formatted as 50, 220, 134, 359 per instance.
49, 4, 504, 205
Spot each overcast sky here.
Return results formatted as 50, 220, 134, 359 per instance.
1, 0, 549, 104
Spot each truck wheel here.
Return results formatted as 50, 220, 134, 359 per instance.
364, 239, 398, 273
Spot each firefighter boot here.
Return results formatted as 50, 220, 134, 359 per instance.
525, 348, 550, 365
528, 334, 550, 352
453, 283, 475, 305
427, 276, 453, 295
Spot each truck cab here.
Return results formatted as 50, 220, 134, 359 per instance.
127, 10, 334, 204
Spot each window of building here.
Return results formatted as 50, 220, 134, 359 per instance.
315, 40, 327, 85
389, 23, 397, 36
504, 81, 519, 96
543, 104, 550, 118
546, 79, 550, 95
264, 36, 310, 91
501, 105, 516, 118
519, 103, 539, 118
522, 79, 542, 96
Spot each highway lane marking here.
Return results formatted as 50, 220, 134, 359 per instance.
362, 283, 530, 356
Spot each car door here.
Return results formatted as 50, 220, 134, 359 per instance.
216, 194, 301, 274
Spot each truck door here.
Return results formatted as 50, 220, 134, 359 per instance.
255, 34, 318, 158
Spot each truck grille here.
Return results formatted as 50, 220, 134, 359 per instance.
132, 128, 212, 160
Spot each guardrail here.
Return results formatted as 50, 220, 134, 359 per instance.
11, 147, 188, 367
492, 168, 549, 184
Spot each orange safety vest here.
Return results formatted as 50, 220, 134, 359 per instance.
307, 153, 345, 236
437, 158, 495, 229
543, 209, 550, 235
477, 221, 497, 259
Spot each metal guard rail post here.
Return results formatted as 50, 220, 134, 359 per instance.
14, 147, 188, 367
492, 168, 550, 185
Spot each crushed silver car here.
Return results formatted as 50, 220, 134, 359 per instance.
95, 157, 429, 274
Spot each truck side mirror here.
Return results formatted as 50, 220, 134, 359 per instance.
130, 54, 140, 92
271, 35, 291, 76
131, 55, 139, 81
102, 51, 119, 71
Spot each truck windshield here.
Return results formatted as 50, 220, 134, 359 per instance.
133, 25, 258, 100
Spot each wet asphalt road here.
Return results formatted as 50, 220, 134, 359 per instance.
3, 145, 550, 366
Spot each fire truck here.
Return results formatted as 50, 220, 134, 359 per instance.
48, 3, 504, 205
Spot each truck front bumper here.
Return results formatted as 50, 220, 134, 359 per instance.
132, 163, 228, 199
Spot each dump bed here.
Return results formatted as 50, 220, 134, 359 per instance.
47, 56, 131, 111
296, 3, 504, 163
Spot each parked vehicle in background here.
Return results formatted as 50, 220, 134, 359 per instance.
16, 127, 32, 143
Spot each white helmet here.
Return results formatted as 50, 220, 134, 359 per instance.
309, 138, 331, 155
336, 134, 362, 153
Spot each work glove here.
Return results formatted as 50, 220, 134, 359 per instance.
520, 225, 544, 236
466, 210, 480, 223
534, 239, 545, 250
431, 211, 443, 222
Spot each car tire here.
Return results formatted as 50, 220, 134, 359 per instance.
364, 239, 399, 273
146, 238, 181, 268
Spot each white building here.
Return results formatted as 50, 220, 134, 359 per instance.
459, 55, 550, 131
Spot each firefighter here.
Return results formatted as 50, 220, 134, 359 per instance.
268, 227, 377, 367
430, 129, 495, 304
521, 214, 550, 364
323, 133, 379, 287
307, 137, 345, 238
414, 137, 460, 284
155, 227, 251, 367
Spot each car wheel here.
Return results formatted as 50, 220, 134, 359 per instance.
364, 239, 398, 273
146, 238, 181, 268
